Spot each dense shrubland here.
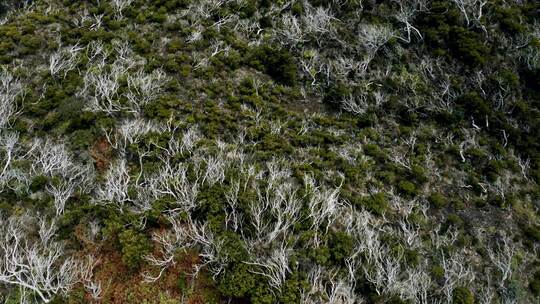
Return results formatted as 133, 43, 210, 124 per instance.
0, 0, 539, 303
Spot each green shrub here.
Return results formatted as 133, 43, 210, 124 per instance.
398, 180, 417, 196
452, 286, 474, 304
449, 27, 489, 67
218, 263, 257, 298
328, 231, 353, 263
118, 229, 152, 271
360, 192, 389, 215
429, 192, 446, 208
531, 270, 540, 296
248, 45, 297, 86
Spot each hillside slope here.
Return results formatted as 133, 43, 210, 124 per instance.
0, 0, 539, 303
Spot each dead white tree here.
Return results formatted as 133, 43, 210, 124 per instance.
49, 44, 83, 78
143, 215, 192, 282
341, 94, 368, 115
326, 277, 361, 304
440, 251, 475, 303
278, 14, 306, 46
144, 159, 199, 213
29, 138, 73, 177
304, 175, 342, 245
0, 67, 23, 128
46, 164, 94, 215
0, 131, 18, 179
393, 0, 425, 43
189, 221, 227, 279
249, 179, 301, 246
125, 69, 167, 114
224, 181, 241, 231
458, 128, 479, 162
0, 214, 83, 303
487, 234, 516, 286
357, 24, 394, 71
111, 0, 134, 19
245, 244, 291, 291
94, 158, 131, 212
302, 4, 337, 46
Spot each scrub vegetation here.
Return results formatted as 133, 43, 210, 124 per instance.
0, 0, 539, 303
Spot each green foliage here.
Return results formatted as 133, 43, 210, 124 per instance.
248, 45, 297, 86
328, 231, 353, 263
118, 229, 152, 271
531, 270, 540, 296
359, 192, 389, 216
429, 192, 447, 208
449, 27, 489, 67
452, 286, 474, 304
398, 180, 417, 197
218, 263, 256, 298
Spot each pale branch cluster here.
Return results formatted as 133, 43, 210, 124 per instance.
103, 118, 163, 151
487, 234, 516, 287
340, 93, 368, 115
1, 135, 93, 214
29, 138, 94, 213
94, 158, 132, 212
451, 0, 488, 28
340, 206, 436, 302
143, 215, 193, 282
392, 0, 426, 43
110, 0, 134, 19
243, 160, 301, 246
357, 23, 394, 70
245, 245, 292, 291
28, 138, 72, 177
142, 159, 199, 213
0, 214, 85, 303
80, 41, 165, 115
49, 44, 83, 78
0, 131, 19, 181
73, 8, 104, 31
0, 67, 24, 129
125, 68, 167, 112
458, 128, 480, 163
45, 164, 93, 215
304, 174, 342, 245
440, 251, 475, 303
301, 266, 362, 304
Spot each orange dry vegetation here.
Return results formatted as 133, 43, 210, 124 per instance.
90, 137, 113, 172
71, 224, 219, 304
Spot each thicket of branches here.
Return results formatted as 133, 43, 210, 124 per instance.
0, 0, 539, 303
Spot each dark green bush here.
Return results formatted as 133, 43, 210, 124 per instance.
398, 180, 417, 196
452, 286, 474, 304
218, 263, 256, 298
429, 192, 447, 208
118, 229, 152, 271
248, 45, 297, 86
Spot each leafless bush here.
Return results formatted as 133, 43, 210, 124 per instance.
245, 244, 292, 291
46, 164, 94, 215
49, 44, 83, 78
95, 158, 131, 212
0, 214, 84, 303
0, 68, 23, 128
0, 131, 18, 180
143, 215, 192, 282
357, 23, 394, 69
304, 175, 342, 245
487, 234, 516, 287
440, 251, 475, 303
111, 0, 134, 19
